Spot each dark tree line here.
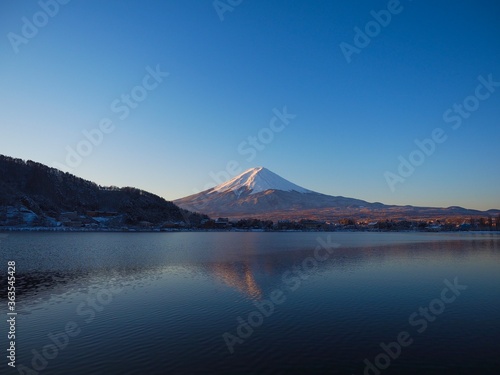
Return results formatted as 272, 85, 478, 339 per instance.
0, 155, 207, 227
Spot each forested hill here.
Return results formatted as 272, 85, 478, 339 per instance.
0, 155, 207, 228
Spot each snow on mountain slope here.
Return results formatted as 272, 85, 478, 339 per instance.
210, 167, 313, 195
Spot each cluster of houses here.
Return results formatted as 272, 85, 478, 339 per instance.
58, 211, 119, 228
195, 217, 500, 232
56, 211, 191, 230
5, 207, 497, 232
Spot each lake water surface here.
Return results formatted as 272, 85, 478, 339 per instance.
1, 232, 499, 374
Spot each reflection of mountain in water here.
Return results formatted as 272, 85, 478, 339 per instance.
210, 262, 262, 299
197, 238, 499, 299
3, 237, 498, 308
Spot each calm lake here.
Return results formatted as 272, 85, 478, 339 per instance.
1, 232, 499, 374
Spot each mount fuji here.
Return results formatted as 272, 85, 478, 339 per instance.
209, 167, 312, 196
174, 167, 498, 221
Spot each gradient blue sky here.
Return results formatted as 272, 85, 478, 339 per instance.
1, 0, 499, 210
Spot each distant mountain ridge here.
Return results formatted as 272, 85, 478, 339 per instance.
174, 167, 500, 221
0, 155, 206, 228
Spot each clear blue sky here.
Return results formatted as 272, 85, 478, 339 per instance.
1, 0, 499, 210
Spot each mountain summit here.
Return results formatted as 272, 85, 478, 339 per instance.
210, 167, 312, 195
174, 167, 375, 220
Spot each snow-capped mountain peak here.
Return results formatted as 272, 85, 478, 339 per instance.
210, 167, 312, 195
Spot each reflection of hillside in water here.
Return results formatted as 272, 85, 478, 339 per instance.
0, 268, 157, 314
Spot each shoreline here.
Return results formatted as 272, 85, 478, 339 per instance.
1, 227, 499, 234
